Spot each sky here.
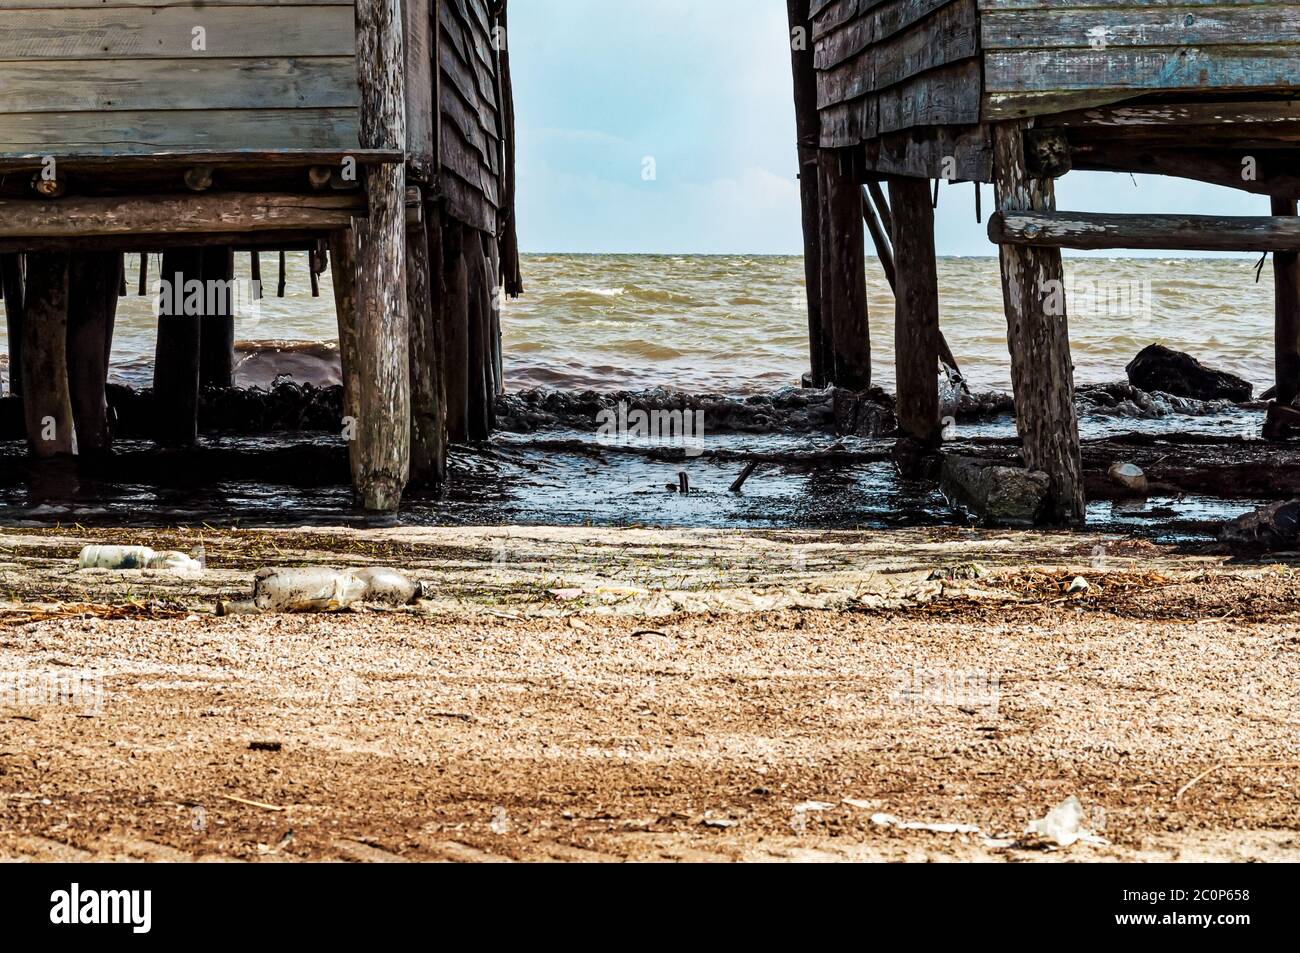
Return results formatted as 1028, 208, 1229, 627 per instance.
508, 0, 1271, 256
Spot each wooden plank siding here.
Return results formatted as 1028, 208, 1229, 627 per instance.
437, 0, 503, 233
980, 0, 1300, 121
0, 1, 362, 157
812, 0, 984, 178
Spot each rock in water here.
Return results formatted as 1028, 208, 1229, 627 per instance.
1107, 462, 1149, 496
1219, 501, 1300, 551
940, 456, 1050, 527
1125, 344, 1253, 403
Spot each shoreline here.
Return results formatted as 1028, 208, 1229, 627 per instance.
1, 523, 1296, 863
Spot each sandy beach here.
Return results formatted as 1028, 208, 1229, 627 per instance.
2, 524, 1295, 863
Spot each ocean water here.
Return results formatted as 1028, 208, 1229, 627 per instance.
0, 252, 1280, 396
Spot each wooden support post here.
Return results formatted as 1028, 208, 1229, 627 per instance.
199, 246, 235, 389
787, 0, 828, 386
1273, 197, 1300, 406
424, 204, 448, 482
21, 253, 75, 456
441, 223, 471, 444
66, 251, 122, 455
992, 122, 1085, 525
328, 229, 363, 488
889, 177, 941, 447
486, 235, 504, 396
818, 149, 871, 391
1, 253, 23, 396
153, 248, 203, 446
407, 214, 442, 485
464, 233, 494, 442
353, 0, 410, 511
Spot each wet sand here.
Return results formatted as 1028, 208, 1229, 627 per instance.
1, 524, 1296, 862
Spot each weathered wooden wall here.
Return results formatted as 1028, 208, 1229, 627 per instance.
0, 0, 361, 156
981, 0, 1300, 121
437, 0, 503, 234
812, 0, 985, 179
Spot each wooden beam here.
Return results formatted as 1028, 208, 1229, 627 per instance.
21, 252, 75, 457
992, 123, 1085, 526
861, 185, 897, 290
353, 0, 410, 512
1275, 197, 1300, 407
0, 150, 404, 175
1071, 147, 1300, 200
818, 149, 871, 391
0, 253, 23, 396
889, 177, 940, 447
441, 222, 470, 444
66, 251, 121, 454
0, 193, 367, 240
787, 0, 828, 387
991, 210, 1300, 252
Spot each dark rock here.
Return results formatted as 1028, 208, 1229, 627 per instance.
941, 455, 1049, 527
1126, 344, 1253, 403
832, 387, 897, 437
1219, 500, 1300, 551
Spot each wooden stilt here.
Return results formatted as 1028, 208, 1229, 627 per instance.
250, 252, 263, 299
407, 215, 441, 485
424, 203, 448, 482
328, 229, 363, 488
1, 253, 23, 396
66, 251, 122, 455
992, 122, 1085, 525
464, 234, 493, 441
441, 222, 470, 444
818, 148, 871, 391
486, 234, 504, 396
786, 0, 828, 386
1273, 197, 1300, 406
153, 248, 203, 446
198, 245, 235, 389
137, 252, 148, 296
353, 0, 410, 511
889, 177, 941, 447
21, 252, 75, 456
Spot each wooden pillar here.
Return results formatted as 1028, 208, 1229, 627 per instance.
441, 222, 470, 443
1, 254, 23, 396
992, 122, 1085, 525
818, 148, 870, 391
1273, 197, 1300, 406
408, 213, 443, 486
21, 253, 75, 456
786, 0, 827, 386
486, 234, 504, 396
353, 0, 410, 511
153, 247, 202, 446
464, 232, 494, 442
889, 177, 941, 446
328, 229, 363, 487
198, 245, 235, 389
67, 251, 122, 455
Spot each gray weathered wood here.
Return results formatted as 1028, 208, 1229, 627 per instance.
1275, 197, 1300, 406
354, 0, 410, 511
153, 248, 202, 446
889, 176, 941, 446
21, 252, 75, 456
66, 251, 121, 454
0, 193, 367, 240
818, 148, 871, 390
990, 210, 1300, 252
328, 228, 363, 487
992, 122, 1085, 525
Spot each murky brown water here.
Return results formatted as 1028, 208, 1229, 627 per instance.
0, 253, 1280, 396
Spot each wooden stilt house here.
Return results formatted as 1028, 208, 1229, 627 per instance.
0, 0, 520, 512
790, 0, 1300, 525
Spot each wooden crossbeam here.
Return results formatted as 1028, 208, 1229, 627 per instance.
990, 211, 1300, 253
